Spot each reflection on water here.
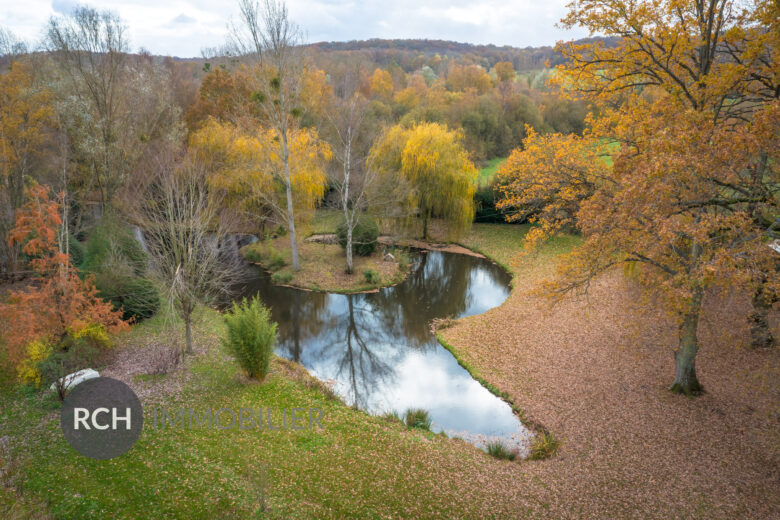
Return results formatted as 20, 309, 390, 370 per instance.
237, 250, 531, 451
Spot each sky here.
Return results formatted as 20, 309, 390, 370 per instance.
0, 0, 589, 58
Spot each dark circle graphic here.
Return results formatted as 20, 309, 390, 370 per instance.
60, 377, 143, 460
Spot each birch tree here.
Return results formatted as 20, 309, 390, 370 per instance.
228, 0, 308, 270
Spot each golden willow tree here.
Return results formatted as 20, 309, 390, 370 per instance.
370, 122, 477, 240
497, 0, 779, 394
190, 119, 330, 236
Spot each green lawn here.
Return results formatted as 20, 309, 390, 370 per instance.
0, 222, 585, 519
0, 298, 534, 519
477, 157, 507, 187
460, 223, 581, 278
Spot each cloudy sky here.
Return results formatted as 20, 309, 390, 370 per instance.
1, 0, 589, 58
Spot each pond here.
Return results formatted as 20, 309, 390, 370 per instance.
236, 249, 532, 452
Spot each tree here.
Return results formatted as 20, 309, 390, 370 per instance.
47, 7, 183, 218
47, 7, 130, 210
368, 68, 394, 100
495, 128, 609, 249
370, 122, 477, 240
227, 0, 308, 270
133, 151, 243, 354
190, 119, 330, 238
0, 184, 127, 371
501, 0, 780, 394
494, 61, 515, 83
321, 70, 391, 273
0, 61, 53, 273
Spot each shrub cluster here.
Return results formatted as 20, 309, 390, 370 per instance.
337, 217, 379, 256
83, 219, 160, 323
222, 297, 278, 380
404, 408, 432, 430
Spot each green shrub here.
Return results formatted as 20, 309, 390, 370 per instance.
222, 297, 278, 380
404, 408, 431, 430
84, 219, 148, 276
242, 247, 262, 263
528, 430, 560, 460
67, 235, 86, 267
271, 271, 293, 284
363, 269, 380, 285
93, 273, 160, 322
337, 217, 379, 256
486, 440, 516, 461
267, 250, 286, 271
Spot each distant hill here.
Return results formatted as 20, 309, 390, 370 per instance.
308, 37, 619, 71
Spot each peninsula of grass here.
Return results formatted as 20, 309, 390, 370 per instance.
242, 235, 410, 294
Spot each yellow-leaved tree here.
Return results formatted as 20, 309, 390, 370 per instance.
190, 119, 330, 237
370, 122, 477, 240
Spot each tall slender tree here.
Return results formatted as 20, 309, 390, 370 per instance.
228, 0, 308, 270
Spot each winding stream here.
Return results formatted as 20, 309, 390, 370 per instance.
236, 249, 532, 452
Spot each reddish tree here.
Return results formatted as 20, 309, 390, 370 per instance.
0, 185, 127, 369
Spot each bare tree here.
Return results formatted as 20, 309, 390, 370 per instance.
0, 26, 27, 63
227, 0, 306, 270
322, 72, 385, 273
133, 151, 242, 354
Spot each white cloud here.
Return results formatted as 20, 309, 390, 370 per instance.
0, 0, 588, 57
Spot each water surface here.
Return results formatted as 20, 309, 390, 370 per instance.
237, 250, 531, 450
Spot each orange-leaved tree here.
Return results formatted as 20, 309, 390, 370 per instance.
0, 184, 127, 374
0, 61, 53, 273
497, 0, 779, 394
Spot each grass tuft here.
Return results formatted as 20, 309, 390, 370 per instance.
528, 430, 560, 460
485, 440, 516, 461
404, 408, 432, 430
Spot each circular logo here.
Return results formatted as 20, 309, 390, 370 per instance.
60, 377, 143, 460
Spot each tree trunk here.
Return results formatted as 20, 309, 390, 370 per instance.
748, 286, 775, 349
422, 213, 429, 240
282, 131, 300, 271
670, 290, 704, 395
185, 313, 193, 355
346, 224, 354, 274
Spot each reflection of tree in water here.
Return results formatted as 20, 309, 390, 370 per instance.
371, 251, 474, 348
234, 251, 508, 409
273, 290, 329, 362
333, 295, 396, 408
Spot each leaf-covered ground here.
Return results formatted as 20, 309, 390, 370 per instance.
441, 223, 780, 519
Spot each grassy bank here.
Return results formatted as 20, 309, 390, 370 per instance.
0, 307, 538, 519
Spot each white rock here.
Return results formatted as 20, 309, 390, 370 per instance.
384, 253, 395, 261
50, 368, 100, 392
